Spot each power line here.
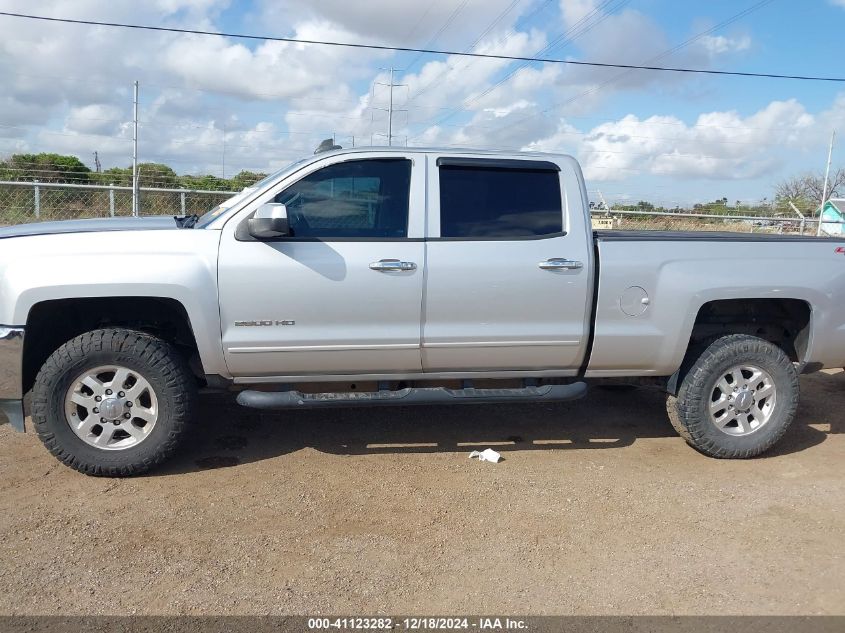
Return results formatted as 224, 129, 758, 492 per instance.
408, 0, 523, 102
411, 0, 770, 135
402, 0, 470, 74
398, 1, 438, 45
472, 0, 630, 96
410, 0, 630, 130
2, 11, 844, 83
468, 0, 780, 143
538, 0, 778, 121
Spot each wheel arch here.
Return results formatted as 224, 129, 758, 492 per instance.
667, 297, 812, 395
23, 296, 205, 394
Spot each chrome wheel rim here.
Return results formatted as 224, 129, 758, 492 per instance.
708, 364, 777, 436
64, 365, 159, 451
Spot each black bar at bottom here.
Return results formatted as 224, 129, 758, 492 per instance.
0, 616, 841, 633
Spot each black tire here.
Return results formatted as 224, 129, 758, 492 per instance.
31, 328, 197, 476
666, 334, 799, 458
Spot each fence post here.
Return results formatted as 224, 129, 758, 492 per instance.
33, 180, 41, 219
109, 184, 115, 217
800, 218, 806, 235
180, 191, 186, 216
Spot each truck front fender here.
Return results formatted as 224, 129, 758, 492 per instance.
0, 231, 228, 378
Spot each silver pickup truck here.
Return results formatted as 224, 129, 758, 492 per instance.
1, 147, 844, 476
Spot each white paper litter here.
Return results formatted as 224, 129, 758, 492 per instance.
469, 448, 502, 463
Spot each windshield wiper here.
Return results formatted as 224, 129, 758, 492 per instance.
174, 214, 199, 229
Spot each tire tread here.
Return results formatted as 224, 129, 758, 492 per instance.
666, 334, 799, 458
31, 328, 196, 477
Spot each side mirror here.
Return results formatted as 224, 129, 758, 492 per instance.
248, 203, 289, 239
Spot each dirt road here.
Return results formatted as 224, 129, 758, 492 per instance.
1, 371, 843, 615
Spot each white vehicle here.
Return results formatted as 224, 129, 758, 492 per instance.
1, 146, 844, 476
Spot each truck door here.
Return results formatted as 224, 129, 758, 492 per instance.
218, 154, 425, 377
422, 156, 593, 373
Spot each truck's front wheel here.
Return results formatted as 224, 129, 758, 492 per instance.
31, 329, 196, 476
666, 334, 799, 458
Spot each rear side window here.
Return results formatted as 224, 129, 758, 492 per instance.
275, 159, 411, 238
439, 165, 563, 238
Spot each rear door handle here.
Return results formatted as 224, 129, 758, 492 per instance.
539, 258, 583, 270
369, 259, 417, 272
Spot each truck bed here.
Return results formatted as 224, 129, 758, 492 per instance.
586, 230, 845, 378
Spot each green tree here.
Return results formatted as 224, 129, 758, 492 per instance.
179, 174, 233, 191
0, 153, 91, 183
136, 163, 179, 188
775, 169, 845, 214
95, 167, 132, 186
229, 170, 267, 189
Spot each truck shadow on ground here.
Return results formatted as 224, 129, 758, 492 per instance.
155, 372, 844, 475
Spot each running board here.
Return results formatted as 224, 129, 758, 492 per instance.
236, 382, 587, 410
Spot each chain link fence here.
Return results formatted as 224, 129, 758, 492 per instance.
0, 180, 236, 226
591, 208, 844, 236
2, 179, 844, 236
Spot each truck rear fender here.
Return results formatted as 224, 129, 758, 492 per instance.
587, 238, 845, 377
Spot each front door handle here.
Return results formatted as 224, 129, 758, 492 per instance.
539, 258, 583, 271
369, 259, 417, 272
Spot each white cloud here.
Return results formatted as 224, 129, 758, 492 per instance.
255, 0, 524, 47
700, 34, 751, 55
0, 0, 386, 171
154, 0, 228, 15
64, 105, 125, 136
403, 29, 548, 107
159, 20, 385, 102
526, 98, 836, 182
277, 27, 552, 151
559, 0, 601, 27
0, 0, 831, 206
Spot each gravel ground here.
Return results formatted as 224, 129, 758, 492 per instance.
0, 370, 843, 615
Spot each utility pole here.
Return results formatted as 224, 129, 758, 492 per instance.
132, 80, 139, 217
818, 129, 836, 236
373, 68, 406, 146
387, 67, 395, 146
93, 151, 101, 173
222, 120, 226, 180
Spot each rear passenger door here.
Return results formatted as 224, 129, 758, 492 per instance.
422, 156, 592, 373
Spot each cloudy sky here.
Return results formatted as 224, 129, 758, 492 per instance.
0, 0, 844, 205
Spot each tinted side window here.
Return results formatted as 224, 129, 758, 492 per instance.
275, 159, 411, 238
439, 166, 563, 238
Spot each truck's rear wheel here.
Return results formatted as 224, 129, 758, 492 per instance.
666, 334, 799, 458
31, 328, 196, 476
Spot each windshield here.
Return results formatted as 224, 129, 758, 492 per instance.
194, 157, 310, 228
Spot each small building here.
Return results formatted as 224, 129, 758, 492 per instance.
820, 198, 845, 235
